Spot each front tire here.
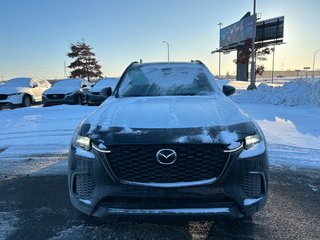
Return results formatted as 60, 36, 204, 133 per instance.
22, 95, 32, 107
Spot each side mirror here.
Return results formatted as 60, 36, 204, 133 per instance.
32, 82, 39, 88
100, 87, 112, 98
222, 85, 235, 96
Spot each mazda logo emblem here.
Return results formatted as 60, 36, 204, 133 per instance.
156, 149, 177, 165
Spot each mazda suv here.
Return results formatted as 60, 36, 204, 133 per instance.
68, 61, 269, 219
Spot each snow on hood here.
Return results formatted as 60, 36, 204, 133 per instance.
0, 87, 29, 94
44, 87, 78, 95
90, 78, 118, 92
85, 95, 252, 131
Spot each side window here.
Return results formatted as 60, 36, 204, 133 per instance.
31, 80, 39, 88
81, 81, 88, 88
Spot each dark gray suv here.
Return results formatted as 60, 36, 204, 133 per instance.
68, 61, 269, 219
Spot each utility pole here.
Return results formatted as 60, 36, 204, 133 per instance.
218, 22, 223, 78
248, 0, 257, 90
312, 49, 320, 77
64, 61, 67, 78
162, 41, 170, 62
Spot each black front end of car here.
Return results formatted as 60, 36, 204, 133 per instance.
42, 92, 83, 106
86, 91, 106, 106
68, 126, 269, 219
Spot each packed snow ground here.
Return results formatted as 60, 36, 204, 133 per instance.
0, 78, 320, 177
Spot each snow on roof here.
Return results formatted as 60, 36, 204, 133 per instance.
1, 78, 32, 87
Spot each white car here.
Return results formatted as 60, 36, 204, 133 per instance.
0, 77, 51, 108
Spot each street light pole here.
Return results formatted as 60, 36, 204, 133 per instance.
271, 45, 275, 84
218, 22, 223, 78
312, 48, 320, 77
248, 0, 257, 90
162, 41, 170, 62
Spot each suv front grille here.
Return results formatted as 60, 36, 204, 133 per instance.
90, 92, 100, 95
46, 94, 65, 100
106, 144, 229, 184
0, 94, 8, 100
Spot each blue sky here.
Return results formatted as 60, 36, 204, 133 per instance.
0, 0, 320, 79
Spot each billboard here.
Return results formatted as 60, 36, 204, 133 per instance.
220, 14, 256, 48
256, 16, 284, 42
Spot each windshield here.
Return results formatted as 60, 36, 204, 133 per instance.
53, 80, 80, 88
117, 65, 214, 97
1, 78, 31, 88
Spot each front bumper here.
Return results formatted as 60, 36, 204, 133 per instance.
68, 144, 269, 219
0, 94, 23, 108
43, 94, 79, 106
87, 94, 106, 106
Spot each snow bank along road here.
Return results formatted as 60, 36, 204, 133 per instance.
1, 84, 320, 176
1, 79, 320, 239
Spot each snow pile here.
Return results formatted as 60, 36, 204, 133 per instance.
231, 78, 320, 107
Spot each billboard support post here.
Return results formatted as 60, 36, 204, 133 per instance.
248, 0, 257, 90
218, 22, 223, 78
271, 44, 275, 84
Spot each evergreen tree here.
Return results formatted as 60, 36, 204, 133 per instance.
67, 41, 103, 81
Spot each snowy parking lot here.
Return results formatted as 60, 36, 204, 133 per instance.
0, 79, 320, 239
1, 79, 320, 176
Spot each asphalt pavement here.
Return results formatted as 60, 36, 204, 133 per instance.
0, 166, 319, 240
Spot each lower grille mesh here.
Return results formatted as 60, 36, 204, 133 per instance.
46, 94, 65, 99
240, 174, 262, 198
106, 144, 229, 184
74, 174, 95, 198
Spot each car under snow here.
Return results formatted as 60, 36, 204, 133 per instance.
42, 78, 91, 106
68, 61, 269, 219
0, 77, 51, 108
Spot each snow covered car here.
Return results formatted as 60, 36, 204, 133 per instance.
42, 78, 91, 106
68, 61, 269, 219
0, 77, 51, 108
86, 78, 118, 106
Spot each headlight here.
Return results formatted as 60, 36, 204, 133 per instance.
244, 134, 261, 150
65, 92, 73, 95
72, 132, 91, 151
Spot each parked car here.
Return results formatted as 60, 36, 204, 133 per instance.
42, 78, 91, 106
0, 77, 51, 108
68, 61, 269, 219
87, 78, 118, 106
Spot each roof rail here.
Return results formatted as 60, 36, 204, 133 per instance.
191, 60, 205, 65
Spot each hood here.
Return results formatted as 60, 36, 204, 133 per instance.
90, 79, 118, 93
0, 87, 28, 94
86, 95, 252, 129
82, 95, 255, 146
44, 87, 78, 95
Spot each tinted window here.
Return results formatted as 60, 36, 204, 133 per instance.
117, 65, 214, 97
